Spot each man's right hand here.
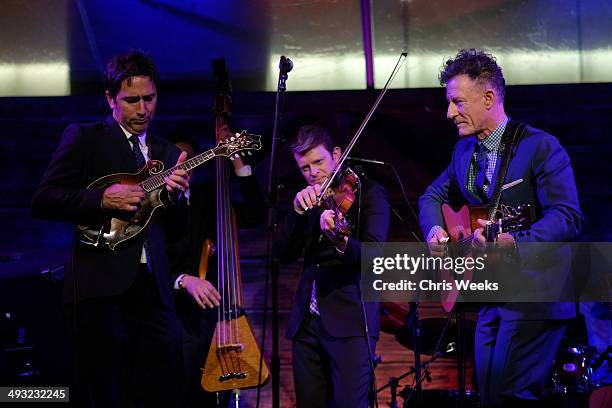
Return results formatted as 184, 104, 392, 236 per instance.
102, 183, 145, 212
293, 184, 322, 214
181, 276, 221, 309
428, 228, 449, 257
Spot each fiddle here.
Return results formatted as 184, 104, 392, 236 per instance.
320, 166, 360, 237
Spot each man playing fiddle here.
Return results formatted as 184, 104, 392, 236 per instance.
279, 125, 390, 408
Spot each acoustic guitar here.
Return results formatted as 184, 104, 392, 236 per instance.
440, 203, 532, 311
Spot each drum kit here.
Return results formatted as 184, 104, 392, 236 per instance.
377, 302, 611, 408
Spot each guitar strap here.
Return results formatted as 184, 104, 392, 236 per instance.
487, 120, 527, 220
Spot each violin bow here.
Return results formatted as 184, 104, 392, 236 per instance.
316, 52, 407, 203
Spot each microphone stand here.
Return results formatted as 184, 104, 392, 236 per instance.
346, 158, 424, 406
407, 301, 424, 407
265, 55, 292, 408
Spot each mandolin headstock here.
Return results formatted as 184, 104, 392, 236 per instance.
213, 130, 262, 159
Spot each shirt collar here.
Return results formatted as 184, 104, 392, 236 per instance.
480, 115, 508, 152
117, 121, 147, 147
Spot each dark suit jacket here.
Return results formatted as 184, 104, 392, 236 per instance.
419, 123, 583, 320
32, 116, 187, 310
280, 179, 390, 339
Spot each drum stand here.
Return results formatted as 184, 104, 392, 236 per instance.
376, 354, 438, 407
378, 302, 457, 407
407, 302, 424, 406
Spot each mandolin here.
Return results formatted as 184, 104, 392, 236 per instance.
77, 131, 261, 252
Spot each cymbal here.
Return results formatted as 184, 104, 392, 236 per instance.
394, 317, 476, 357
0, 248, 69, 280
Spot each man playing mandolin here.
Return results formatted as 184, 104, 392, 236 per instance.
280, 125, 390, 408
32, 51, 191, 407
419, 49, 583, 407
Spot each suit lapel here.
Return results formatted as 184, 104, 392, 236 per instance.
486, 122, 515, 201
487, 153, 502, 202
105, 116, 138, 172
149, 135, 162, 162
458, 137, 481, 204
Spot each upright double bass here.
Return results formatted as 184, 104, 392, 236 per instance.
201, 59, 269, 392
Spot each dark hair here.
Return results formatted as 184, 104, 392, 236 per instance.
104, 50, 159, 99
439, 48, 505, 101
290, 125, 336, 156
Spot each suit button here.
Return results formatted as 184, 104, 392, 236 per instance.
315, 264, 320, 268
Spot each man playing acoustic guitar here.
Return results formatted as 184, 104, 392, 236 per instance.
419, 49, 583, 407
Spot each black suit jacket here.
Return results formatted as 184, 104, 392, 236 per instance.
280, 179, 390, 339
32, 116, 187, 310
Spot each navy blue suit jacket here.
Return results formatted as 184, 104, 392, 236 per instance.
32, 116, 187, 310
419, 124, 583, 320
280, 179, 390, 339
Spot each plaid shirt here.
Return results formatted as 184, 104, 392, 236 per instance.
467, 116, 509, 196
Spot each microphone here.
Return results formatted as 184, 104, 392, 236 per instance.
279, 56, 293, 74
346, 156, 386, 165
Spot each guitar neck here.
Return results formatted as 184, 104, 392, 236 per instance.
458, 224, 501, 243
141, 148, 217, 192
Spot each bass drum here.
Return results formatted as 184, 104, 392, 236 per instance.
549, 346, 594, 394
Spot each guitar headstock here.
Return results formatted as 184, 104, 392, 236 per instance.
498, 203, 533, 234
213, 130, 262, 159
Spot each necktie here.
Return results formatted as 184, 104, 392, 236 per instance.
475, 142, 489, 201
309, 281, 320, 316
128, 135, 151, 270
129, 135, 146, 169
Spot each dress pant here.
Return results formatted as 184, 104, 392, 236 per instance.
178, 302, 230, 407
292, 312, 375, 408
475, 305, 567, 407
70, 266, 183, 408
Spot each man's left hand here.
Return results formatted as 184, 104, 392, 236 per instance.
473, 218, 515, 251
472, 218, 488, 251
320, 209, 348, 251
495, 232, 515, 250
165, 151, 190, 196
